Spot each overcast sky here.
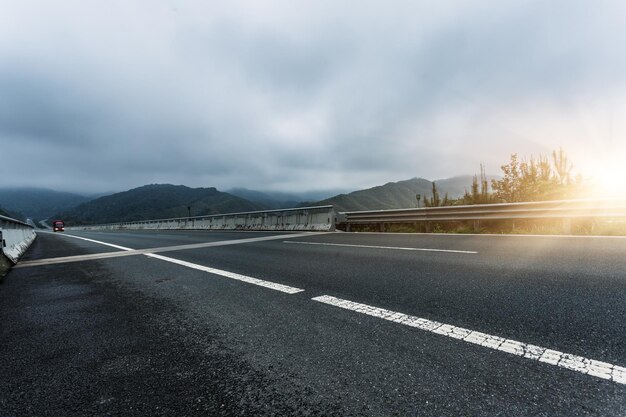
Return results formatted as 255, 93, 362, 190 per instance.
1, 0, 625, 194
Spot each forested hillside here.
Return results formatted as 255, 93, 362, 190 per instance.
0, 188, 90, 219
55, 184, 265, 225
316, 177, 487, 212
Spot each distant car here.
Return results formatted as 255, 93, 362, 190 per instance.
52, 220, 65, 232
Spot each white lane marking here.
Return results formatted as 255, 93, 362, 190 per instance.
284, 241, 477, 254
38, 232, 305, 294
15, 251, 146, 268
146, 253, 304, 294
56, 231, 320, 252
50, 233, 133, 251
19, 232, 323, 268
311, 295, 626, 385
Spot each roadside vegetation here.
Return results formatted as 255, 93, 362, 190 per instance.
424, 148, 583, 207
347, 148, 626, 236
348, 218, 626, 236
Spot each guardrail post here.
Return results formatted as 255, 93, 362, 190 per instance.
473, 220, 480, 232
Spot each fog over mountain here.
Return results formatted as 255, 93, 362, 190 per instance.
227, 188, 345, 209
0, 188, 91, 219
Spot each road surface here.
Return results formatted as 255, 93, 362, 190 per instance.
1, 230, 625, 416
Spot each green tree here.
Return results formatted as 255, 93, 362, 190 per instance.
491, 149, 582, 202
491, 154, 520, 202
424, 181, 442, 207
463, 163, 493, 204
552, 147, 573, 186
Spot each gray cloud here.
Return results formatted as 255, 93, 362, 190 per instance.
1, 0, 625, 193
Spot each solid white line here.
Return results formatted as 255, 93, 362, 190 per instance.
284, 241, 477, 254
43, 232, 305, 294
146, 253, 304, 294
21, 232, 324, 268
15, 251, 147, 268
54, 231, 320, 251
50, 233, 133, 251
311, 295, 626, 385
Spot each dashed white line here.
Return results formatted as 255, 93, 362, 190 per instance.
311, 295, 626, 385
284, 241, 477, 254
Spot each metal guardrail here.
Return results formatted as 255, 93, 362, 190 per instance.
0, 215, 36, 264
71, 205, 336, 232
339, 199, 626, 232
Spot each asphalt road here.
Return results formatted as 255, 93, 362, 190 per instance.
1, 230, 625, 416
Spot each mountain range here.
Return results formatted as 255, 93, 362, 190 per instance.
317, 175, 498, 211
0, 188, 91, 220
0, 206, 19, 219
54, 184, 265, 225
0, 175, 493, 225
226, 188, 342, 209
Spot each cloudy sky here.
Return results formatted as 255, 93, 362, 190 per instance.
1, 0, 625, 194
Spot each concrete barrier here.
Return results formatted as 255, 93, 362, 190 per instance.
0, 215, 36, 265
71, 206, 336, 232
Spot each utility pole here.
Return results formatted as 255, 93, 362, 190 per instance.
416, 194, 421, 208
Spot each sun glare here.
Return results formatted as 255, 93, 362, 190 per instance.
590, 163, 626, 198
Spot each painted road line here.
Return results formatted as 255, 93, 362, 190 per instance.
17, 232, 324, 268
49, 233, 133, 251
284, 241, 477, 254
25, 232, 305, 294
14, 250, 148, 268
56, 231, 322, 251
311, 295, 626, 385
146, 253, 304, 294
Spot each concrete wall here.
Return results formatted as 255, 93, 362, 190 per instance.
72, 206, 336, 232
0, 215, 36, 264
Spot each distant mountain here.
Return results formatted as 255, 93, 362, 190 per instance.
227, 187, 343, 209
0, 205, 22, 220
55, 184, 266, 225
227, 188, 299, 209
316, 178, 434, 211
432, 175, 499, 198
86, 191, 118, 199
316, 176, 499, 212
0, 188, 91, 219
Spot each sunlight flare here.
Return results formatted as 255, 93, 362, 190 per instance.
589, 160, 626, 198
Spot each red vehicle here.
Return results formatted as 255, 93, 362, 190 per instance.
52, 220, 65, 232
